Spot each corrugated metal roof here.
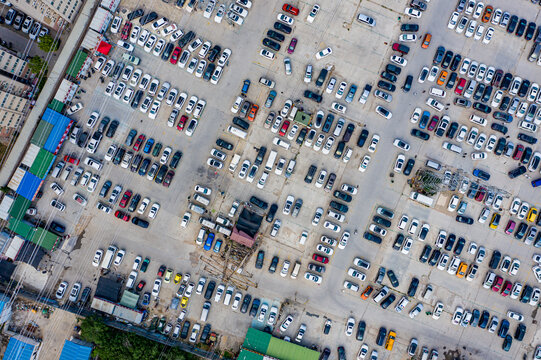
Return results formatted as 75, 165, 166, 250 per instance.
237, 350, 264, 360
3, 335, 39, 360
91, 297, 116, 314
48, 99, 65, 112
29, 148, 55, 179
54, 79, 78, 103
30, 121, 54, 148
243, 328, 271, 354
81, 29, 103, 51
119, 290, 139, 309
58, 339, 92, 360
111, 303, 143, 324
7, 167, 26, 192
4, 236, 24, 260
21, 144, 40, 168
16, 172, 42, 201
8, 196, 31, 221
89, 8, 113, 34
100, 0, 120, 12
7, 218, 59, 251
242, 328, 320, 360
0, 195, 14, 220
65, 50, 89, 78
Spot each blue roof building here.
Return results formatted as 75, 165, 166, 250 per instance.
2, 335, 41, 360
58, 339, 93, 360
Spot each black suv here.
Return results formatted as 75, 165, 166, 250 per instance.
304, 165, 317, 183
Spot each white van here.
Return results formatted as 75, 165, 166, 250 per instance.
425, 97, 444, 112
229, 154, 241, 172
265, 150, 278, 172
101, 245, 118, 270
429, 87, 446, 98
193, 194, 210, 206
189, 202, 205, 214
410, 192, 434, 207
60, 166, 72, 181
273, 137, 290, 149
200, 301, 211, 321
199, 217, 216, 229
290, 261, 301, 279
288, 106, 298, 121
196, 228, 206, 245
285, 159, 296, 178
84, 157, 103, 170
227, 125, 248, 139
425, 159, 441, 171
469, 114, 487, 127
216, 215, 231, 227
51, 162, 64, 178
216, 225, 232, 237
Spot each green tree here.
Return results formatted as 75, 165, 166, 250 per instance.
37, 34, 60, 52
27, 56, 47, 74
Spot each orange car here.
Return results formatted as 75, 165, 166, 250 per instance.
247, 104, 259, 121
436, 70, 448, 86
360, 286, 373, 300
421, 33, 432, 49
481, 6, 493, 23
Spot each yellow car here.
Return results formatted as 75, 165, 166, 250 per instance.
489, 213, 501, 229
164, 268, 173, 283
527, 207, 538, 223
385, 330, 396, 351
456, 262, 468, 278
174, 273, 182, 284
436, 70, 448, 85
180, 296, 189, 308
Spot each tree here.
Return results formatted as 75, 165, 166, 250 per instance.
38, 34, 60, 52
28, 56, 47, 74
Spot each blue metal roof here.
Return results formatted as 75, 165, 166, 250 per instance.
3, 337, 36, 360
58, 339, 92, 360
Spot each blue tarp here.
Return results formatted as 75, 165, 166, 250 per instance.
42, 108, 72, 154
16, 172, 43, 201
2, 336, 37, 360
58, 339, 92, 360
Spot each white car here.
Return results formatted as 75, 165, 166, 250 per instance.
92, 249, 103, 267
312, 207, 324, 226
393, 154, 405, 173
410, 107, 421, 123
452, 307, 463, 325
331, 102, 347, 114
345, 317, 355, 336
306, 4, 320, 23
276, 13, 294, 25
113, 249, 125, 266
432, 302, 444, 320
358, 155, 371, 172
447, 195, 460, 212
149, 203, 160, 219
315, 47, 332, 60
448, 11, 459, 29
397, 215, 409, 230
152, 279, 162, 298
323, 221, 341, 233
367, 135, 379, 153
399, 33, 417, 42
267, 306, 278, 325
507, 311, 524, 322
404, 7, 422, 18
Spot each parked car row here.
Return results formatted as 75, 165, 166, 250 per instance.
5, 8, 50, 40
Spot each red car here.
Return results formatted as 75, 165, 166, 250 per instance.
279, 120, 290, 136
312, 254, 329, 264
136, 280, 145, 292
501, 280, 512, 296
513, 144, 524, 160
119, 190, 132, 208
427, 116, 439, 131
392, 43, 409, 55
505, 220, 516, 234
170, 46, 182, 65
455, 78, 466, 95
133, 134, 146, 151
287, 38, 297, 54
163, 170, 174, 187
491, 276, 503, 291
157, 265, 166, 277
475, 187, 486, 202
114, 210, 130, 222
282, 4, 299, 15
177, 115, 188, 131
120, 21, 132, 40
63, 154, 80, 165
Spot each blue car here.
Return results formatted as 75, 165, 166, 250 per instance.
418, 111, 430, 129
345, 84, 357, 103
141, 292, 150, 306
241, 79, 251, 96
143, 138, 154, 153
204, 233, 215, 251
213, 239, 223, 253
265, 90, 277, 108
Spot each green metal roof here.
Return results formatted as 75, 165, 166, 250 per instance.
30, 121, 54, 148
237, 349, 264, 360
7, 218, 60, 251
242, 328, 320, 360
48, 99, 65, 112
119, 290, 139, 309
29, 148, 55, 179
294, 111, 312, 127
8, 196, 31, 221
66, 50, 88, 78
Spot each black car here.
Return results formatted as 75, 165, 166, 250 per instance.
250, 196, 268, 209
454, 237, 465, 255
498, 319, 510, 338
268, 256, 279, 273
407, 277, 419, 297
380, 71, 397, 83
373, 215, 391, 227
507, 15, 519, 33
356, 321, 366, 341
449, 54, 462, 71
323, 320, 332, 335
514, 222, 528, 240
473, 83, 485, 101
470, 309, 480, 327
428, 249, 441, 266
334, 141, 345, 158
500, 73, 513, 90
249, 298, 260, 317
491, 123, 508, 135
446, 121, 459, 138
180, 320, 190, 339
525, 22, 537, 40
105, 119, 119, 138
357, 129, 369, 147
131, 90, 144, 109
333, 190, 352, 202
518, 133, 537, 145
296, 128, 307, 144
204, 280, 215, 300
377, 80, 396, 92
502, 335, 512, 352
262, 38, 280, 51
392, 234, 404, 251
363, 232, 382, 244
445, 72, 457, 89
138, 158, 150, 176
154, 164, 168, 184
127, 9, 144, 20
207, 45, 221, 62
499, 96, 511, 111
240, 294, 252, 313
488, 250, 501, 269
515, 18, 527, 37
203, 63, 216, 81
441, 50, 453, 68
330, 201, 349, 213
342, 123, 355, 142
481, 85, 493, 103
419, 245, 431, 263
320, 348, 331, 360
169, 151, 182, 169
380, 294, 396, 309
139, 11, 157, 25
303, 90, 323, 103
315, 68, 329, 87
273, 21, 292, 34
79, 286, 91, 305
304, 165, 317, 183
266, 204, 278, 222
200, 324, 211, 343
386, 270, 399, 287
520, 285, 533, 303
48, 221, 65, 235
444, 233, 456, 251
178, 31, 195, 47
493, 111, 512, 123
266, 30, 285, 42
433, 46, 445, 65
255, 147, 266, 166
491, 69, 504, 87
386, 64, 402, 75
518, 79, 531, 98
376, 327, 387, 346
456, 215, 474, 225
255, 250, 265, 269
337, 347, 346, 360
410, 128, 430, 141
161, 42, 174, 61
508, 166, 527, 179
401, 23, 419, 32
77, 131, 89, 148
402, 75, 413, 92
403, 158, 415, 176
515, 324, 526, 341
522, 147, 533, 164
322, 114, 335, 133
216, 138, 234, 150
479, 310, 490, 329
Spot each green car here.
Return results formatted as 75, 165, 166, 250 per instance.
140, 258, 150, 272
265, 90, 277, 108
152, 143, 162, 157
